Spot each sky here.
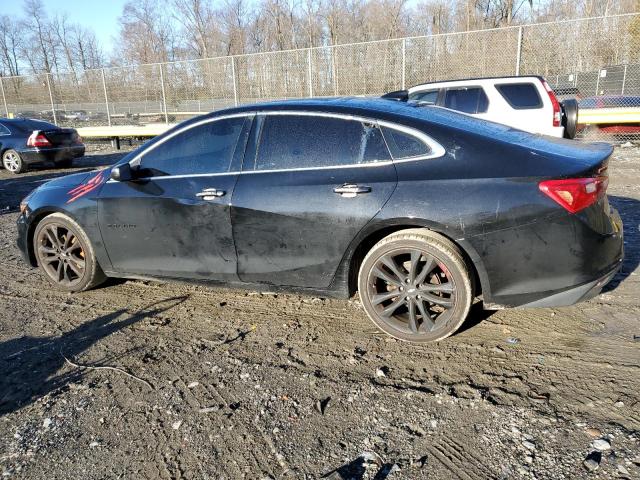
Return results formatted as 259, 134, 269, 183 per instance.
2, 0, 128, 53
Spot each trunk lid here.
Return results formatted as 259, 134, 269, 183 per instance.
41, 128, 82, 146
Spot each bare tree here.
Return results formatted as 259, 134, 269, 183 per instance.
0, 15, 22, 77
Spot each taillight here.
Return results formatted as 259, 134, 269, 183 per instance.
542, 80, 561, 127
27, 131, 52, 148
539, 176, 608, 214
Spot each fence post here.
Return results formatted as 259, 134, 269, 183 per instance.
595, 69, 601, 95
621, 64, 627, 94
45, 73, 57, 125
101, 68, 112, 126
159, 64, 169, 124
401, 38, 406, 89
515, 26, 523, 76
231, 56, 239, 106
307, 48, 313, 97
332, 45, 339, 96
0, 77, 8, 117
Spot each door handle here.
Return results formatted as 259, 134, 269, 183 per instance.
196, 188, 226, 200
333, 184, 372, 197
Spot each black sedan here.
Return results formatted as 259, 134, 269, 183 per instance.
16, 98, 623, 342
0, 118, 85, 174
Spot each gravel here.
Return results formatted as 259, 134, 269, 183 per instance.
0, 147, 638, 478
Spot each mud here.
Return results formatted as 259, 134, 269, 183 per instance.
0, 146, 638, 479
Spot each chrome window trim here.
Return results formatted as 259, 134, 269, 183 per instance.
107, 110, 446, 183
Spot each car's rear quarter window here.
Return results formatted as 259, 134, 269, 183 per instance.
381, 126, 431, 159
496, 83, 543, 109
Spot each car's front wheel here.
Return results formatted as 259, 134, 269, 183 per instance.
358, 229, 473, 343
33, 213, 106, 292
2, 149, 26, 174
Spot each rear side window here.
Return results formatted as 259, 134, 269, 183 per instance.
496, 83, 543, 109
254, 115, 390, 170
410, 90, 439, 104
443, 87, 489, 114
139, 117, 246, 176
381, 126, 431, 159
22, 120, 58, 130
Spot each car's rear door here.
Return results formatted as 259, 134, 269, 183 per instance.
98, 114, 252, 280
231, 112, 397, 288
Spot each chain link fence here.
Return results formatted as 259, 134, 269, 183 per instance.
1, 13, 640, 142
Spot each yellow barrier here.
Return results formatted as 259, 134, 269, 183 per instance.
578, 108, 640, 125
76, 123, 175, 138
73, 108, 639, 140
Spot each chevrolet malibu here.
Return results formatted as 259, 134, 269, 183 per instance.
16, 98, 623, 343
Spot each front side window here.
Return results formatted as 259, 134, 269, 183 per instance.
496, 83, 543, 109
443, 87, 489, 114
254, 115, 390, 171
381, 126, 431, 159
410, 89, 439, 104
139, 117, 246, 176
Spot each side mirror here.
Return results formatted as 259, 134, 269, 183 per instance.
110, 163, 133, 182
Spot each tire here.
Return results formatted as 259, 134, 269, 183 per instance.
2, 149, 27, 174
56, 158, 73, 168
33, 213, 106, 292
561, 99, 578, 139
358, 228, 474, 343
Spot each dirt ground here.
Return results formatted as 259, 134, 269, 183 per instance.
0, 144, 638, 480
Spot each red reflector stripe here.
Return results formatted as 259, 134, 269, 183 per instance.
539, 177, 608, 214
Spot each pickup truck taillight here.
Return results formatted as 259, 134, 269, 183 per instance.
539, 177, 608, 214
27, 131, 52, 147
542, 80, 561, 127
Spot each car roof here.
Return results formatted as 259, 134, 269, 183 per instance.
203, 96, 523, 141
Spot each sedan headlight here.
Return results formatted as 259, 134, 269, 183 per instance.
20, 191, 35, 214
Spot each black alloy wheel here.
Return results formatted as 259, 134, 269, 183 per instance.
34, 213, 106, 292
358, 229, 473, 342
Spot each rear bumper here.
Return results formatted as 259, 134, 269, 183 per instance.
18, 145, 85, 164
516, 261, 621, 308
477, 205, 624, 309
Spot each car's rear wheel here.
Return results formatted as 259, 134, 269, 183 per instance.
2, 149, 26, 174
358, 229, 473, 343
33, 213, 106, 292
56, 159, 73, 168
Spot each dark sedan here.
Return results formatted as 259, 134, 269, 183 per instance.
0, 118, 85, 174
15, 98, 623, 342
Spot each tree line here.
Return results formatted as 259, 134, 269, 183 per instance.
1, 0, 638, 77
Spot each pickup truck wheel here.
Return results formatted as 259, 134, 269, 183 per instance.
562, 99, 578, 139
358, 229, 473, 343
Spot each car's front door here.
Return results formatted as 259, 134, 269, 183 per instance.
231, 112, 398, 289
98, 114, 252, 280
